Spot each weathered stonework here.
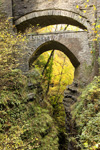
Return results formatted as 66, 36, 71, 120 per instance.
97, 0, 100, 18
1, 1, 100, 149
12, 0, 94, 24
0, 0, 12, 18
97, 0, 100, 58
14, 9, 90, 31
19, 31, 94, 85
1, 0, 99, 62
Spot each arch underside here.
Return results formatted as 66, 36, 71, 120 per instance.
16, 16, 86, 32
29, 41, 80, 68
15, 10, 89, 32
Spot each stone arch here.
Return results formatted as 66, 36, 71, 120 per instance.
15, 9, 91, 31
29, 40, 80, 69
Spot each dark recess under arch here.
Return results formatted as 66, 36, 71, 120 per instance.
16, 15, 87, 32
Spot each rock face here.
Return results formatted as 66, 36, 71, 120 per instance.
0, 68, 59, 150
63, 81, 80, 150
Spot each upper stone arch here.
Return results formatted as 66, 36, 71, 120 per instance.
29, 40, 80, 68
15, 9, 91, 31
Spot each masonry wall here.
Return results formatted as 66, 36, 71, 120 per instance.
13, 0, 95, 24
97, 0, 100, 57
18, 31, 94, 86
1, 0, 12, 18
97, 0, 100, 18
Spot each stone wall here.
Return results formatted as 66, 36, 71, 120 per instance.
1, 0, 98, 84
13, 0, 96, 32
97, 0, 100, 18
0, 0, 12, 18
13, 0, 94, 23
1, 0, 98, 32
19, 31, 94, 86
97, 0, 100, 57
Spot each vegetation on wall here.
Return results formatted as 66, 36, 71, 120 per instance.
71, 76, 100, 150
0, 13, 59, 150
71, 3, 100, 149
0, 68, 59, 150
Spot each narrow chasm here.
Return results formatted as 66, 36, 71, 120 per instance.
30, 49, 76, 150
1, 12, 100, 150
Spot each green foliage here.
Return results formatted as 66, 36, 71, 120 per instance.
0, 102, 58, 150
0, 69, 59, 150
36, 24, 82, 34
33, 50, 74, 149
43, 51, 54, 84
71, 76, 100, 150
0, 19, 26, 69
34, 50, 74, 92
0, 14, 59, 150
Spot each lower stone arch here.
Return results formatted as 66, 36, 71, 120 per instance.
28, 36, 81, 150
29, 40, 80, 69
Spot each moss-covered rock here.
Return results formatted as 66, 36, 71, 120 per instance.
0, 69, 59, 150
71, 76, 100, 150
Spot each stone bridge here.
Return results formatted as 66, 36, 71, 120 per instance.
1, 1, 100, 147
1, 0, 100, 84
2, 0, 100, 31
20, 31, 93, 86
12, 0, 97, 31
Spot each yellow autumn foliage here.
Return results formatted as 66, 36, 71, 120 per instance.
52, 50, 74, 85
37, 24, 82, 34
0, 18, 27, 72
34, 50, 75, 95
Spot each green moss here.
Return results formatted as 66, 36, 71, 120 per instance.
0, 68, 59, 150
71, 76, 100, 149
